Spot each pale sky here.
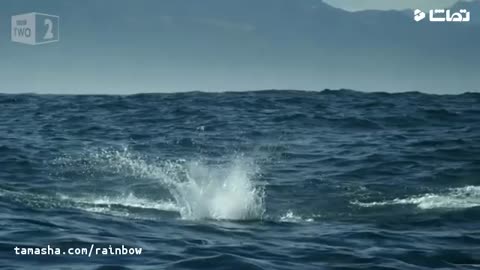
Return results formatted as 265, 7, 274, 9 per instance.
1, 0, 478, 94
324, 0, 470, 11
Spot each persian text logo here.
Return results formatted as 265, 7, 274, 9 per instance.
11, 12, 60, 45
414, 9, 470, 22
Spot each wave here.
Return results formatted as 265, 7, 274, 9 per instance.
0, 187, 178, 220
352, 186, 480, 210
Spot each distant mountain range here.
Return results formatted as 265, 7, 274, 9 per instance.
0, 0, 478, 94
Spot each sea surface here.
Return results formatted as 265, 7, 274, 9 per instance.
0, 90, 479, 269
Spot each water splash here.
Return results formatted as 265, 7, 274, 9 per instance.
55, 149, 266, 221
171, 159, 266, 220
352, 186, 480, 210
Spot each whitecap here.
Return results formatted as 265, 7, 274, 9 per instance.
352, 186, 480, 210
279, 210, 314, 223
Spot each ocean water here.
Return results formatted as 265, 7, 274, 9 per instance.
0, 90, 479, 269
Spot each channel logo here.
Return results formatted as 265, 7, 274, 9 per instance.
11, 12, 60, 45
413, 8, 470, 22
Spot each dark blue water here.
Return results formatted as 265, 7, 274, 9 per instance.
0, 90, 479, 269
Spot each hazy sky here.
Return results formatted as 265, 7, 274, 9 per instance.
1, 0, 478, 94
324, 0, 470, 11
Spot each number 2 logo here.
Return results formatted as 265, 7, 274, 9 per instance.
43, 18, 54, 39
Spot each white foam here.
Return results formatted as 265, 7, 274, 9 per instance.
59, 193, 180, 212
279, 210, 314, 223
353, 186, 480, 210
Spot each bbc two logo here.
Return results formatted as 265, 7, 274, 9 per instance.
414, 8, 471, 22
11, 12, 60, 45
